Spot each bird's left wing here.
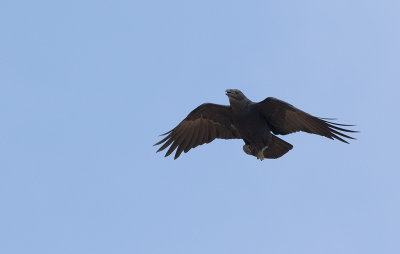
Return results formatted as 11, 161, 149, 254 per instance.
154, 103, 241, 159
256, 97, 357, 143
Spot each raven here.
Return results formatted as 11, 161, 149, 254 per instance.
154, 89, 357, 160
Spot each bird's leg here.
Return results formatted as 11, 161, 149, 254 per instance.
256, 145, 269, 161
243, 142, 269, 160
255, 133, 272, 161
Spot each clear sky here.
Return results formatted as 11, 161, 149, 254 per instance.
1, 0, 399, 253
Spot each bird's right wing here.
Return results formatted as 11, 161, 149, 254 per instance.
154, 103, 241, 159
256, 97, 357, 143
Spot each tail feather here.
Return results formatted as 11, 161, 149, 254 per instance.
263, 135, 293, 159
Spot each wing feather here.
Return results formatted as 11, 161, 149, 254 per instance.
155, 103, 240, 159
165, 126, 190, 157
256, 97, 357, 143
209, 123, 217, 141
195, 119, 205, 148
174, 123, 193, 159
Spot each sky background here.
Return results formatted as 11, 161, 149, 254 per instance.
1, 0, 399, 253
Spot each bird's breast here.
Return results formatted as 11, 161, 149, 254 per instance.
233, 113, 270, 140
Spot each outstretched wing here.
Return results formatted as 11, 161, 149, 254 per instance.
256, 97, 357, 143
154, 103, 241, 159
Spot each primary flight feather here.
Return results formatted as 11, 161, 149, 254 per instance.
154, 89, 357, 160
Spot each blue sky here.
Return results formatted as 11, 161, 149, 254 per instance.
1, 0, 399, 253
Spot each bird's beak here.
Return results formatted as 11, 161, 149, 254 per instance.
225, 89, 233, 96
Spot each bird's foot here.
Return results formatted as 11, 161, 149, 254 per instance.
243, 144, 253, 155
256, 145, 269, 161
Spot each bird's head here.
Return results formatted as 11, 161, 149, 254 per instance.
225, 89, 248, 101
225, 89, 251, 110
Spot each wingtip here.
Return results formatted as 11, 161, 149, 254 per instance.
324, 120, 357, 127
160, 130, 173, 136
344, 137, 358, 143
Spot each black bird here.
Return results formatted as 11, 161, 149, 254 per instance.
154, 89, 357, 160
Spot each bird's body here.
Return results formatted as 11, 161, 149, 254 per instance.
229, 104, 272, 159
155, 89, 357, 160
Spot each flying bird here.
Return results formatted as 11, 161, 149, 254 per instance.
154, 89, 357, 160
